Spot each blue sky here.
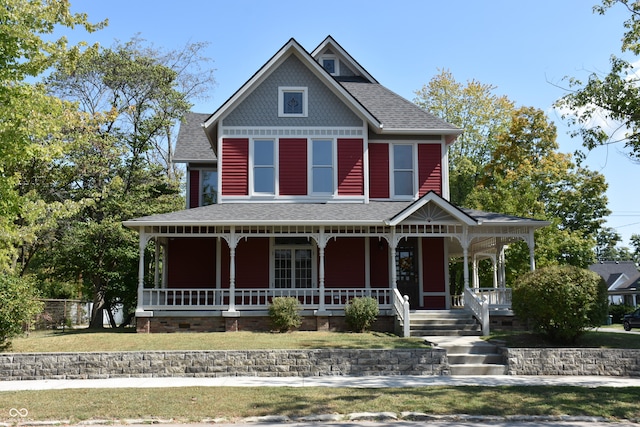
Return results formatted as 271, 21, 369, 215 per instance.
63, 0, 640, 247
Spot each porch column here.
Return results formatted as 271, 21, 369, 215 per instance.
317, 227, 327, 312
153, 238, 160, 288
491, 255, 498, 289
472, 256, 479, 289
390, 230, 398, 289
526, 229, 536, 271
462, 227, 470, 289
136, 230, 147, 312
227, 227, 238, 312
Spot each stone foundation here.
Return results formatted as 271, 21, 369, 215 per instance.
0, 349, 447, 380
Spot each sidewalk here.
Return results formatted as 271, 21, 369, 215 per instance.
1, 374, 640, 391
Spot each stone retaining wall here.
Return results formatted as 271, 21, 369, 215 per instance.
504, 348, 640, 376
0, 349, 447, 381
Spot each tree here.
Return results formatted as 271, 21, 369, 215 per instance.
0, 0, 104, 272
556, 0, 640, 161
470, 107, 609, 275
512, 265, 609, 343
40, 38, 215, 328
414, 69, 514, 205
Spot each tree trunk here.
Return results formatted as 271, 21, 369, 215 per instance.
89, 287, 106, 329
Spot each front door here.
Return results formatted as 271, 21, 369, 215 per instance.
396, 238, 420, 309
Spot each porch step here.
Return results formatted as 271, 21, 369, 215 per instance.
428, 338, 508, 376
408, 310, 482, 337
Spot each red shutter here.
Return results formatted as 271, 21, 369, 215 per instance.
279, 138, 307, 196
418, 144, 442, 196
189, 169, 200, 208
221, 138, 248, 196
337, 138, 363, 195
368, 143, 389, 199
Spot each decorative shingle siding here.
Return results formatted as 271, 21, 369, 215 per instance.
279, 138, 307, 196
418, 144, 442, 196
221, 138, 248, 196
337, 138, 363, 196
189, 169, 200, 208
368, 143, 389, 199
222, 55, 363, 127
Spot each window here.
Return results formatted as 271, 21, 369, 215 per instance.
321, 56, 338, 75
253, 139, 275, 194
393, 144, 414, 197
274, 238, 314, 288
201, 170, 217, 205
278, 87, 307, 117
311, 139, 333, 194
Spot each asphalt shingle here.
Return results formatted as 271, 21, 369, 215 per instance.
174, 112, 216, 162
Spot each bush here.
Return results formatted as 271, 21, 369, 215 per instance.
512, 265, 608, 343
268, 297, 302, 333
345, 297, 379, 332
609, 304, 635, 323
0, 275, 44, 350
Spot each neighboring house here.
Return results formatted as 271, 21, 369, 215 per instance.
590, 261, 640, 307
124, 36, 549, 334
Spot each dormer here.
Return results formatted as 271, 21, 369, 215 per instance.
311, 36, 378, 83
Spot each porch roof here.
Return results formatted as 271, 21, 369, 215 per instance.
123, 200, 549, 229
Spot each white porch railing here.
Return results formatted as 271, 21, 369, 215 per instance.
463, 287, 489, 336
452, 288, 512, 310
392, 288, 411, 337
141, 288, 392, 311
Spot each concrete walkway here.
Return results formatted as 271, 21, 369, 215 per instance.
1, 374, 640, 391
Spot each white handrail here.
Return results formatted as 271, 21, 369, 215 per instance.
463, 288, 490, 336
392, 288, 410, 337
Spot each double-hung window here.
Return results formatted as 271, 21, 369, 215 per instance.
311, 139, 333, 194
393, 144, 414, 197
201, 170, 218, 205
253, 139, 275, 194
273, 238, 314, 288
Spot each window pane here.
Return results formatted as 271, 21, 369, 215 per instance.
313, 168, 333, 193
394, 145, 413, 169
295, 249, 312, 288
394, 170, 413, 196
283, 91, 303, 114
275, 249, 292, 288
313, 140, 332, 166
201, 170, 217, 205
254, 140, 274, 166
322, 59, 335, 74
254, 168, 274, 193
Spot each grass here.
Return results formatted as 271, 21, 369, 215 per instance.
7, 329, 428, 353
1, 386, 639, 423
3, 328, 640, 423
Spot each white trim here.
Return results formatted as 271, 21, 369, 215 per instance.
270, 237, 318, 289
220, 126, 364, 138
390, 143, 417, 200
308, 138, 336, 196
320, 55, 339, 76
418, 237, 424, 306
311, 36, 379, 84
249, 138, 277, 196
278, 86, 308, 118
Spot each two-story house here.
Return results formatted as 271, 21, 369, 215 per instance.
124, 36, 548, 334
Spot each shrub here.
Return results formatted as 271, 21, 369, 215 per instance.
609, 304, 635, 323
345, 297, 379, 332
268, 297, 302, 333
512, 265, 609, 343
0, 275, 44, 350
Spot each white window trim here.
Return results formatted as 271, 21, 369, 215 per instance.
390, 143, 418, 200
269, 237, 317, 289
320, 55, 339, 76
249, 138, 277, 196
278, 86, 308, 118
308, 138, 337, 196
199, 168, 218, 206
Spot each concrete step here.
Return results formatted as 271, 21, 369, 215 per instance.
411, 329, 481, 337
447, 353, 505, 365
449, 364, 508, 375
410, 318, 478, 326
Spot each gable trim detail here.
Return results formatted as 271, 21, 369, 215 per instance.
386, 191, 477, 227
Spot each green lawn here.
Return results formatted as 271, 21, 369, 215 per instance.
488, 329, 640, 349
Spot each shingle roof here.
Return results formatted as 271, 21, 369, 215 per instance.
590, 261, 640, 290
340, 82, 460, 133
124, 201, 546, 228
174, 112, 216, 163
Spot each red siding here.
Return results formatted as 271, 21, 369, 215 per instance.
325, 238, 366, 288
189, 170, 200, 208
221, 138, 248, 195
235, 239, 269, 288
167, 238, 216, 288
368, 143, 389, 199
279, 138, 307, 196
369, 238, 389, 288
418, 144, 442, 196
337, 139, 364, 195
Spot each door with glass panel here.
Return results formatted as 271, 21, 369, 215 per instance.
396, 238, 420, 309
